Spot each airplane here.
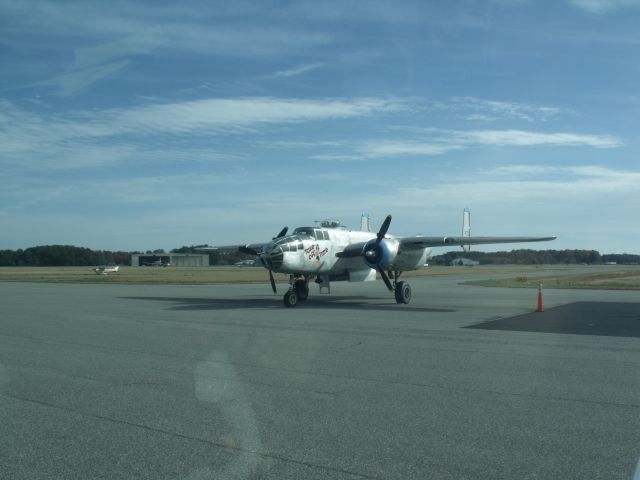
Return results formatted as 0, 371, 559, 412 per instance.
94, 265, 120, 275
207, 210, 555, 307
234, 259, 259, 267
141, 258, 171, 267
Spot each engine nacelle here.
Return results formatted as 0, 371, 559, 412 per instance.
362, 238, 399, 270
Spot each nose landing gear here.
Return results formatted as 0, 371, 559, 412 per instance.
283, 289, 298, 308
284, 277, 309, 307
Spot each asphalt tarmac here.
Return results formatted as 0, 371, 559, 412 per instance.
1, 274, 639, 479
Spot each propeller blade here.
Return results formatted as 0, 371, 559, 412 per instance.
239, 245, 260, 256
378, 268, 394, 291
268, 269, 277, 294
376, 215, 392, 243
274, 226, 288, 239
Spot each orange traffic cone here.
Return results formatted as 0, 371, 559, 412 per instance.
536, 282, 544, 312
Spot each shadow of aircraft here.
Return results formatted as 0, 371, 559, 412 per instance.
121, 295, 455, 314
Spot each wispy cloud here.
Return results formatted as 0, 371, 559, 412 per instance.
268, 62, 325, 78
353, 128, 622, 160
29, 34, 165, 97
451, 129, 622, 148
0, 97, 407, 166
358, 140, 462, 158
439, 97, 565, 122
569, 0, 640, 14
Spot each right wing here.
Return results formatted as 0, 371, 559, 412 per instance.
399, 235, 556, 251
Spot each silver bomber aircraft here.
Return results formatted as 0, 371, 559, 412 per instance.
210, 211, 555, 307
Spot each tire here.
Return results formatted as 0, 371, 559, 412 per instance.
283, 290, 299, 308
394, 281, 411, 304
294, 280, 309, 300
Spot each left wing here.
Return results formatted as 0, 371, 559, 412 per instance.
399, 235, 556, 251
197, 243, 267, 255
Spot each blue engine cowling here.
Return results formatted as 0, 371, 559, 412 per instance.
362, 238, 391, 269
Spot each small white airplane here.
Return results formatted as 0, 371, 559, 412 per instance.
94, 265, 120, 275
142, 259, 170, 267
208, 211, 555, 307
235, 259, 258, 267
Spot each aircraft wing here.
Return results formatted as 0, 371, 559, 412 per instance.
335, 242, 368, 258
197, 243, 267, 254
399, 235, 556, 250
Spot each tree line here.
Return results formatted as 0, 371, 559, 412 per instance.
0, 245, 638, 267
0, 246, 133, 267
430, 249, 640, 266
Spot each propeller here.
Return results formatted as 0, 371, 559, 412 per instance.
376, 215, 392, 242
273, 226, 288, 239
365, 215, 394, 291
239, 245, 260, 256
269, 226, 288, 293
268, 269, 277, 294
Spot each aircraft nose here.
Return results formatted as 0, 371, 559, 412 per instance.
264, 246, 284, 270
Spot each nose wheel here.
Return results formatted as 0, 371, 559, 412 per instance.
283, 289, 299, 308
284, 277, 309, 307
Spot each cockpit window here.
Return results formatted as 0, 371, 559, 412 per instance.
293, 227, 315, 239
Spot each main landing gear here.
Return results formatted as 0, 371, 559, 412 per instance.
282, 273, 411, 307
394, 280, 411, 304
390, 271, 411, 304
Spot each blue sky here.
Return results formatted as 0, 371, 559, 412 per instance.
1, 0, 639, 253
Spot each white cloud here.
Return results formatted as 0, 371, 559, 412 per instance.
0, 97, 407, 165
358, 140, 462, 157
454, 129, 622, 148
352, 128, 622, 160
30, 33, 166, 97
569, 0, 640, 14
269, 62, 325, 78
442, 97, 565, 122
110, 97, 402, 136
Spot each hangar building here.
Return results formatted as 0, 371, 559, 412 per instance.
131, 253, 209, 267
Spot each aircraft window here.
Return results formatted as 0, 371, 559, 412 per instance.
293, 227, 315, 239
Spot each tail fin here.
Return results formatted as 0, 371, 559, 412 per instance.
360, 212, 371, 232
462, 208, 471, 252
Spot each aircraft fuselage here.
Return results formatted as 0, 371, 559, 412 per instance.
260, 225, 430, 280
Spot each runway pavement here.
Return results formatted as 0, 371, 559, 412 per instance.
1, 273, 639, 479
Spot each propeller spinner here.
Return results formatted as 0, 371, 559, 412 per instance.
363, 215, 394, 291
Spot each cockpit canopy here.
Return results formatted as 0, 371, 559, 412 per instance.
318, 219, 343, 228
292, 227, 331, 240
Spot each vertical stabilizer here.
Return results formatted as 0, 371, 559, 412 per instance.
360, 212, 371, 232
462, 208, 471, 252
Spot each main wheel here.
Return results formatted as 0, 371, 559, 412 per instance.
394, 281, 411, 304
283, 289, 299, 308
294, 280, 309, 300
